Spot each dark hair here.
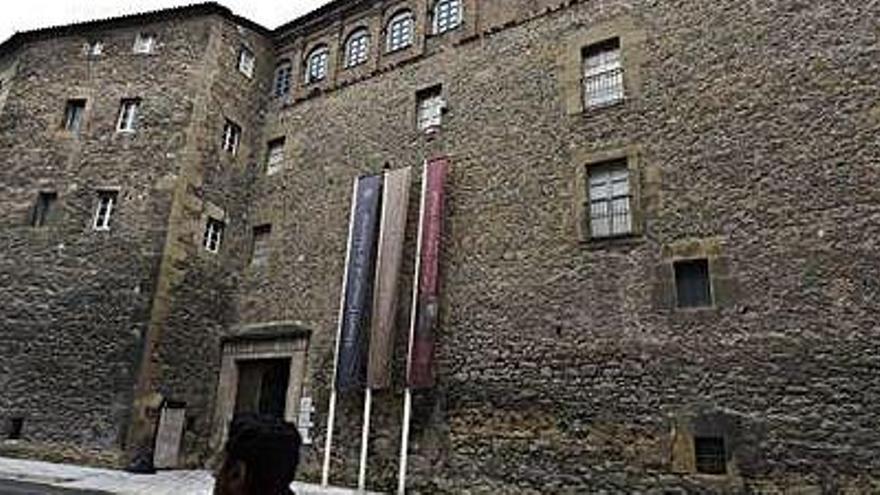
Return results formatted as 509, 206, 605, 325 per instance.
225, 413, 302, 494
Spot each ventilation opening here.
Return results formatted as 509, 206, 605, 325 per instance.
7, 417, 24, 440
694, 436, 727, 475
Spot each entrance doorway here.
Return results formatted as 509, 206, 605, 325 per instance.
235, 358, 291, 419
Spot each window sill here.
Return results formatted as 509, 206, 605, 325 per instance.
385, 44, 413, 55
582, 97, 626, 114
92, 227, 111, 232
581, 233, 644, 250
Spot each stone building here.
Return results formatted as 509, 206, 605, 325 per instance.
0, 0, 878, 493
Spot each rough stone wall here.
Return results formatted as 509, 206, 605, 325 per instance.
0, 54, 17, 116
0, 16, 216, 454
241, 0, 880, 493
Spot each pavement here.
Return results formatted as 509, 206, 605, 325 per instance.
0, 457, 382, 495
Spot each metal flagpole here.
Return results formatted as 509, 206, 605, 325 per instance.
322, 178, 360, 488
398, 161, 429, 495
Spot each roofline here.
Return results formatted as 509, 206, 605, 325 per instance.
0, 2, 272, 58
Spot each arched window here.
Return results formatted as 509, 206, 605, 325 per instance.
344, 28, 371, 68
386, 10, 414, 53
273, 59, 293, 98
305, 45, 330, 84
433, 0, 462, 34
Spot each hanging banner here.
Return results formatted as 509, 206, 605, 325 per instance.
408, 157, 449, 389
368, 167, 412, 390
336, 174, 383, 392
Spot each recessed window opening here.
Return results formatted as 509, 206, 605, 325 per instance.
7, 417, 24, 440
305, 45, 329, 84
251, 224, 272, 266
133, 33, 156, 54
674, 259, 713, 308
117, 98, 141, 132
203, 218, 225, 253
274, 60, 293, 98
266, 138, 285, 175
387, 10, 414, 52
222, 120, 241, 155
345, 29, 370, 68
416, 84, 445, 132
93, 190, 118, 231
694, 436, 727, 475
63, 99, 86, 134
433, 0, 462, 34
583, 38, 624, 108
238, 46, 255, 78
588, 159, 632, 238
32, 191, 57, 227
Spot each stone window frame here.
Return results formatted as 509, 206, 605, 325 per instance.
265, 137, 286, 175
573, 145, 645, 244
62, 98, 87, 135
132, 32, 157, 54
432, 0, 463, 35
304, 44, 330, 84
653, 238, 739, 312
92, 189, 119, 232
385, 8, 416, 53
273, 59, 293, 98
559, 16, 645, 116
670, 410, 743, 481
343, 27, 371, 69
237, 45, 256, 79
31, 190, 58, 228
222, 119, 242, 155
249, 224, 272, 267
415, 83, 445, 132
116, 98, 141, 133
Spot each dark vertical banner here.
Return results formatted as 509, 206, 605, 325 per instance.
337, 175, 383, 392
408, 157, 449, 389
368, 167, 412, 390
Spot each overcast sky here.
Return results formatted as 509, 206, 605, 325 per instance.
0, 1, 334, 43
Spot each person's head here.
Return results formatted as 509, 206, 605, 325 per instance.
213, 413, 302, 495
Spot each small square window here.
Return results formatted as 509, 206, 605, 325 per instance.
222, 120, 241, 155
416, 85, 444, 132
117, 99, 141, 132
63, 99, 86, 134
85, 40, 103, 56
203, 218, 225, 253
6, 417, 24, 440
31, 191, 57, 227
588, 159, 632, 238
133, 33, 156, 54
694, 436, 727, 475
251, 224, 272, 266
93, 190, 118, 231
674, 259, 712, 308
582, 38, 624, 109
238, 47, 255, 78
266, 138, 285, 175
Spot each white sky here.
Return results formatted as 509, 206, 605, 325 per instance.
0, 1, 335, 43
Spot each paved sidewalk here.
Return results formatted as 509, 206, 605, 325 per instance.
0, 457, 381, 495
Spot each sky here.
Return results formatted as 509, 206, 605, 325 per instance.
0, 0, 335, 43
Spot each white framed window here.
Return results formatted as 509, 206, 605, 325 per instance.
85, 40, 103, 56
238, 46, 255, 78
63, 99, 86, 134
345, 29, 370, 68
274, 60, 293, 98
222, 119, 241, 155
305, 45, 329, 84
266, 138, 286, 175
250, 224, 272, 266
93, 190, 118, 231
386, 11, 414, 52
203, 217, 224, 253
133, 33, 156, 54
116, 99, 140, 132
583, 38, 624, 109
588, 160, 632, 238
417, 85, 445, 131
433, 0, 462, 34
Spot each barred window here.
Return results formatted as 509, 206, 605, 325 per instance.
588, 160, 631, 238
63, 99, 86, 134
238, 46, 255, 78
116, 98, 140, 132
387, 11, 414, 52
433, 0, 462, 35
203, 218, 225, 253
266, 138, 285, 175
694, 436, 727, 475
675, 259, 713, 308
251, 224, 272, 266
416, 85, 444, 131
222, 119, 241, 155
274, 60, 293, 98
305, 45, 329, 84
345, 29, 371, 68
583, 38, 624, 109
93, 190, 118, 231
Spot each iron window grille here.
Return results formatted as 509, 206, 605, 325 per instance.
345, 29, 371, 68
674, 259, 713, 308
417, 85, 445, 131
266, 138, 285, 175
238, 47, 255, 78
31, 192, 57, 227
305, 46, 329, 84
588, 160, 632, 238
433, 0, 462, 34
203, 218, 224, 253
93, 191, 118, 231
694, 436, 727, 475
387, 11, 414, 52
222, 120, 241, 155
583, 38, 624, 109
251, 224, 272, 266
116, 99, 140, 132
133, 33, 156, 54
274, 61, 293, 98
63, 99, 86, 134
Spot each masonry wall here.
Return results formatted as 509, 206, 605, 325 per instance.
239, 0, 880, 493
0, 15, 216, 457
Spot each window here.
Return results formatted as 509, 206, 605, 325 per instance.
238, 46, 255, 78
386, 11, 414, 52
588, 159, 632, 238
31, 192, 57, 227
266, 138, 285, 175
694, 437, 727, 475
674, 259, 712, 308
85, 40, 103, 56
345, 29, 370, 68
305, 45, 329, 84
133, 33, 156, 54
416, 85, 445, 131
222, 120, 241, 155
92, 191, 118, 231
203, 218, 224, 253
251, 224, 272, 266
116, 99, 140, 132
433, 0, 462, 34
63, 99, 86, 134
274, 60, 293, 98
583, 38, 624, 108
6, 417, 23, 440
